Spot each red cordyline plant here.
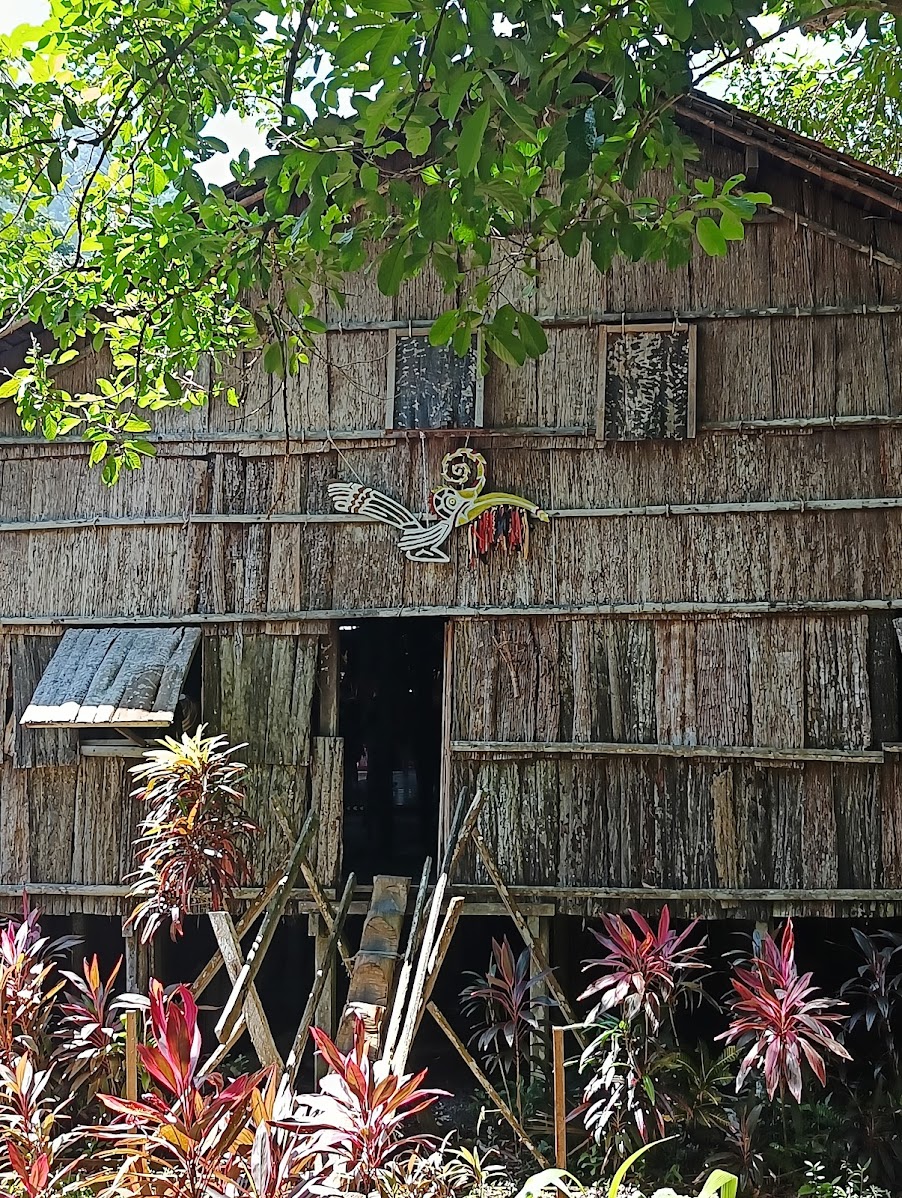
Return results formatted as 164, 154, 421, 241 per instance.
54, 954, 136, 1101
580, 907, 708, 1030
460, 936, 556, 1120
0, 899, 78, 1066
839, 927, 902, 1077
97, 978, 269, 1197
0, 1054, 82, 1197
282, 1018, 447, 1193
127, 726, 258, 942
717, 919, 851, 1103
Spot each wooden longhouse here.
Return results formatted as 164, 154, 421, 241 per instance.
3, 92, 902, 1025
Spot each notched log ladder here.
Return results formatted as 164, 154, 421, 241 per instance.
192, 787, 576, 1167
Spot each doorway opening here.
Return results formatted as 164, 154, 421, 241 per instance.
339, 618, 445, 882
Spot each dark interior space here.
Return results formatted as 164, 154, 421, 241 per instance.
339, 618, 445, 882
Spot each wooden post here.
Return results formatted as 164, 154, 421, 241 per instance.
286, 874, 355, 1088
313, 919, 337, 1035
272, 792, 353, 975
122, 918, 150, 994
552, 1026, 567, 1170
319, 621, 340, 737
390, 878, 451, 1075
124, 1011, 138, 1102
470, 826, 587, 1048
192, 870, 285, 999
412, 895, 465, 1039
438, 622, 454, 852
379, 856, 433, 1068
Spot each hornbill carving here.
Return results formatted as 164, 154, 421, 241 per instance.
328, 448, 549, 564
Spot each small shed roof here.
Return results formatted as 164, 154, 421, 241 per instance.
20, 626, 201, 728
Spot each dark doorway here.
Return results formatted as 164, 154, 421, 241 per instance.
339, 618, 445, 882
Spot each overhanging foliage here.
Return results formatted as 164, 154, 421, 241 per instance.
0, 0, 894, 479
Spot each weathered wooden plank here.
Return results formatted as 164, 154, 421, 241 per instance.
204, 633, 319, 764
27, 765, 79, 884
870, 615, 900, 745
694, 620, 751, 745
208, 910, 282, 1069
654, 622, 697, 745
21, 627, 200, 728
336, 874, 409, 1052
835, 765, 881, 886
12, 637, 79, 765
0, 765, 30, 884
71, 758, 128, 910
747, 618, 805, 748
311, 736, 343, 887
215, 806, 318, 1043
144, 627, 201, 719
804, 615, 871, 748
284, 872, 355, 1085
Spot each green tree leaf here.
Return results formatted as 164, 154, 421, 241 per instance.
457, 103, 491, 177
418, 187, 453, 242
377, 239, 408, 295
429, 308, 459, 345
695, 215, 727, 256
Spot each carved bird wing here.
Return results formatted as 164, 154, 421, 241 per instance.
327, 482, 453, 563
397, 518, 456, 561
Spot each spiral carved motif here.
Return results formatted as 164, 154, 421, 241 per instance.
440, 447, 486, 493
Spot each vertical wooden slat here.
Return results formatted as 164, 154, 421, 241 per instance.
553, 1026, 567, 1170
439, 620, 454, 853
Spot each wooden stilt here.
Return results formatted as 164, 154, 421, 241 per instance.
272, 793, 353, 975
528, 914, 552, 1063
411, 895, 465, 1040
200, 1017, 247, 1078
390, 875, 450, 1076
470, 826, 587, 1048
192, 869, 285, 999
124, 1011, 138, 1102
444, 789, 486, 879
379, 856, 433, 1068
122, 919, 150, 994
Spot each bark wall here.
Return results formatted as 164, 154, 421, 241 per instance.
0, 628, 342, 912
1, 134, 901, 905
448, 614, 898, 903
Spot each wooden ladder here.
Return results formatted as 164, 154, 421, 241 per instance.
336, 874, 410, 1051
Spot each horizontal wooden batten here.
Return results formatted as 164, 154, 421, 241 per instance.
5, 414, 902, 453
451, 740, 884, 764
4, 598, 902, 628
4, 493, 902, 535
1, 882, 901, 910
80, 741, 147, 758
0, 425, 589, 448
261, 302, 902, 330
